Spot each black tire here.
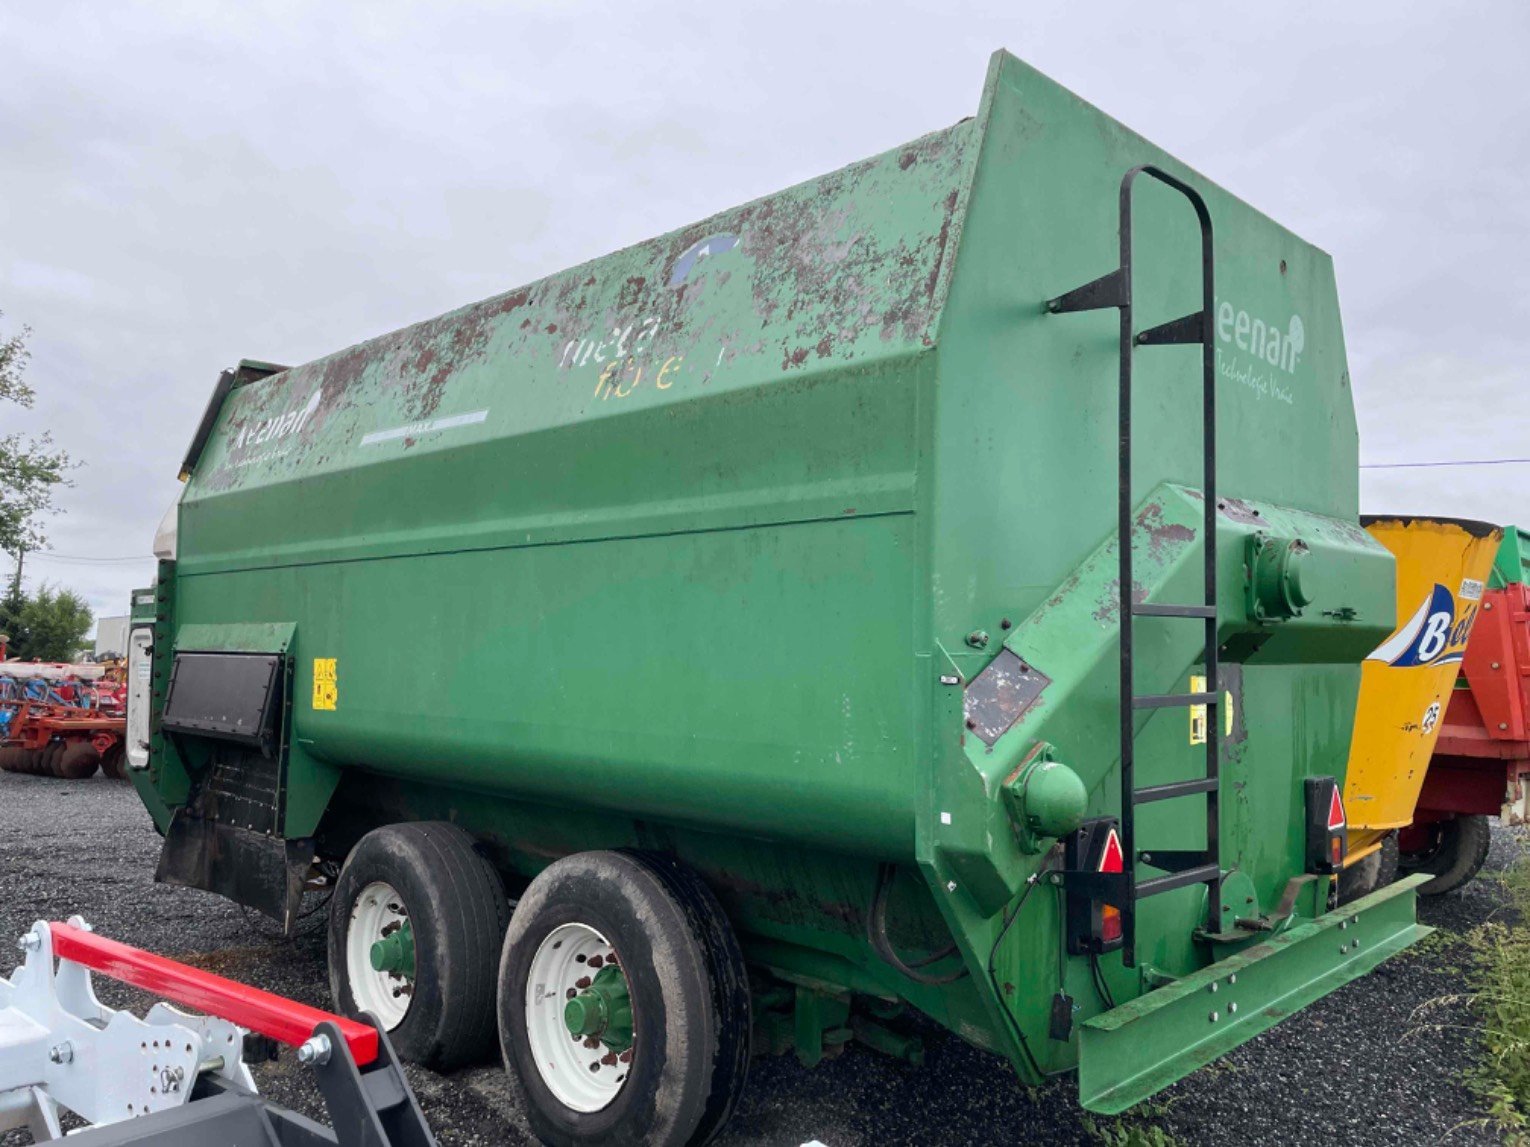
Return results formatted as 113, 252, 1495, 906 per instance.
1405, 815, 1492, 896
499, 850, 751, 1147
1338, 831, 1400, 905
99, 743, 126, 779
1377, 829, 1401, 888
56, 742, 100, 780
328, 822, 510, 1070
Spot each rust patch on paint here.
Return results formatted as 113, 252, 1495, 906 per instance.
1135, 503, 1197, 563
1093, 578, 1149, 625
194, 118, 974, 492
707, 869, 863, 928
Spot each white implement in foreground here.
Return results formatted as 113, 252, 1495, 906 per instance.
0, 916, 253, 1138
0, 916, 433, 1145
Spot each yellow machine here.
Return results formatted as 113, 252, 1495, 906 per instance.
1341, 516, 1503, 898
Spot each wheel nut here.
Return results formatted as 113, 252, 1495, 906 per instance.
297, 1034, 332, 1067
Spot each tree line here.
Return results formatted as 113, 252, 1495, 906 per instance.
1, 313, 92, 663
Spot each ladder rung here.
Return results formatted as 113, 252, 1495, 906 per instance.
1137, 864, 1221, 899
1132, 603, 1216, 619
1134, 309, 1205, 346
1136, 849, 1214, 873
1133, 692, 1218, 710
1045, 267, 1126, 314
1134, 777, 1218, 804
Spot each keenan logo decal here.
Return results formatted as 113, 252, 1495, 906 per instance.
231, 389, 322, 452
1216, 302, 1304, 374
1367, 583, 1477, 668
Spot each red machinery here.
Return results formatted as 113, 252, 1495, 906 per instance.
0, 666, 127, 780
0, 700, 128, 778
1404, 527, 1530, 884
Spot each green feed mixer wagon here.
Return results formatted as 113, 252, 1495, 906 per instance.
128, 51, 1425, 1143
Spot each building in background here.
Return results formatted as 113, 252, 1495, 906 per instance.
93, 615, 129, 661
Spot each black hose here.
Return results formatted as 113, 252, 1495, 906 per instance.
985, 848, 1060, 1082
1089, 953, 1117, 1010
866, 863, 969, 985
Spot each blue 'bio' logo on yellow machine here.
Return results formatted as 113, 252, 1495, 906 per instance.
1366, 583, 1477, 668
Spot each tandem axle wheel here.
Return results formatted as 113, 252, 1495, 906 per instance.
327, 822, 509, 1072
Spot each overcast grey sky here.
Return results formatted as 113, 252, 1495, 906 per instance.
2, 2, 1528, 625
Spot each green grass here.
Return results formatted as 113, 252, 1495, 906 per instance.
1083, 1110, 1183, 1147
1462, 857, 1530, 1144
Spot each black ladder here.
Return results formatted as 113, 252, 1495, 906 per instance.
1046, 165, 1220, 969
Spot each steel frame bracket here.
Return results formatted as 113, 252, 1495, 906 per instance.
1078, 874, 1431, 1114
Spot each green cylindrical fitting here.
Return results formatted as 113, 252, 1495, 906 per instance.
564, 992, 607, 1037
1249, 534, 1312, 620
562, 964, 634, 1051
1020, 759, 1088, 838
369, 920, 415, 978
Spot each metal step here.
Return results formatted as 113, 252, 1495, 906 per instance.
1134, 777, 1218, 804
1133, 692, 1218, 710
1138, 864, 1222, 899
1132, 603, 1216, 618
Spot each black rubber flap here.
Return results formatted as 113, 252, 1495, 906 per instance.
156, 814, 313, 932
162, 651, 282, 747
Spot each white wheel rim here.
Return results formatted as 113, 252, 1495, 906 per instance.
346, 881, 412, 1030
526, 922, 632, 1113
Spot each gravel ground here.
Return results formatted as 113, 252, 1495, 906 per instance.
0, 770, 1516, 1146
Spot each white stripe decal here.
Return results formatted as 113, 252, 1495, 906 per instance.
360, 409, 489, 447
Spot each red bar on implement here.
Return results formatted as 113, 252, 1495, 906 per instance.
48, 922, 379, 1066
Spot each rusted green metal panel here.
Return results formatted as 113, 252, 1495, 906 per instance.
138, 48, 1420, 1107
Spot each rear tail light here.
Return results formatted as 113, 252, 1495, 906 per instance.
1098, 828, 1124, 944
1065, 818, 1127, 955
1304, 776, 1347, 875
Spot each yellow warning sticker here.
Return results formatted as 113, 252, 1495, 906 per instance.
313, 658, 338, 711
1189, 674, 1233, 744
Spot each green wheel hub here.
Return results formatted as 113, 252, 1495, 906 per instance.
369, 918, 415, 978
561, 964, 633, 1052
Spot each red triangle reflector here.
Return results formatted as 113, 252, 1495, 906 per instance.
1328, 786, 1346, 831
1098, 828, 1125, 873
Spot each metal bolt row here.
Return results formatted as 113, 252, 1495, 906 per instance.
1206, 971, 1242, 1023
